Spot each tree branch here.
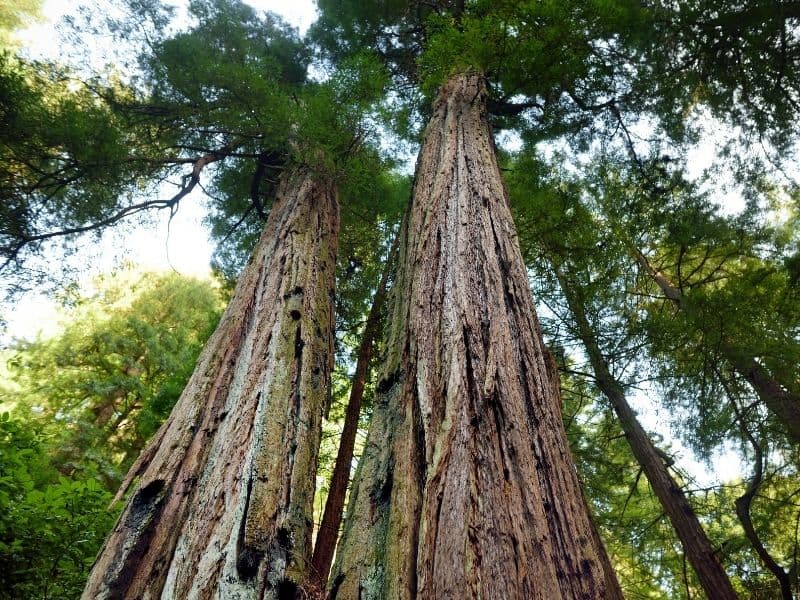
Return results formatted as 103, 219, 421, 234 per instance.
719, 370, 794, 600
2, 143, 239, 271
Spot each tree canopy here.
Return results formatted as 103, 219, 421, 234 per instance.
2, 0, 800, 598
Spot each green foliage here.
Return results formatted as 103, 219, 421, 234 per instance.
565, 379, 800, 599
0, 412, 118, 599
594, 156, 800, 454
636, 0, 800, 150
420, 0, 646, 96
311, 0, 419, 76
143, 0, 306, 135
0, 52, 152, 292
565, 398, 697, 599
315, 0, 655, 141
0, 269, 221, 597
335, 167, 406, 346
159, 1, 395, 278
3, 270, 222, 488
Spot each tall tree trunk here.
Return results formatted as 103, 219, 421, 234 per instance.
83, 167, 339, 599
329, 72, 621, 600
555, 268, 738, 600
542, 348, 625, 600
633, 246, 800, 444
310, 246, 393, 590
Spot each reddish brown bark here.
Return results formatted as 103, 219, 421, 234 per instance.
82, 167, 338, 599
557, 270, 738, 600
633, 247, 800, 444
329, 72, 621, 599
310, 250, 393, 589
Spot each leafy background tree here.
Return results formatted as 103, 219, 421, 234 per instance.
0, 268, 222, 597
3, 270, 223, 486
0, 412, 117, 600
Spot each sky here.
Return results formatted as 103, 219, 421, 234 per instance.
4, 0, 317, 341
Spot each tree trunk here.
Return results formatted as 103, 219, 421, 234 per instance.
82, 167, 338, 599
726, 390, 795, 600
328, 72, 621, 600
542, 348, 625, 600
310, 247, 393, 590
633, 246, 800, 444
556, 269, 738, 600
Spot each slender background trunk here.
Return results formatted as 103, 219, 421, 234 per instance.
723, 386, 795, 600
83, 168, 338, 599
555, 268, 738, 600
310, 248, 393, 589
329, 72, 621, 599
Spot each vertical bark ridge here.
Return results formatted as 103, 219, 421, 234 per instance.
82, 167, 339, 599
330, 72, 620, 599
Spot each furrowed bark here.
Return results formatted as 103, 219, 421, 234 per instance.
329, 72, 621, 600
556, 270, 738, 600
633, 247, 800, 444
310, 245, 394, 589
82, 167, 338, 599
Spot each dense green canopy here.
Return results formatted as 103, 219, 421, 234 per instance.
2, 0, 799, 597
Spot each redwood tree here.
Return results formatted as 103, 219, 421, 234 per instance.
83, 168, 338, 598
330, 72, 622, 599
5, 1, 800, 598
